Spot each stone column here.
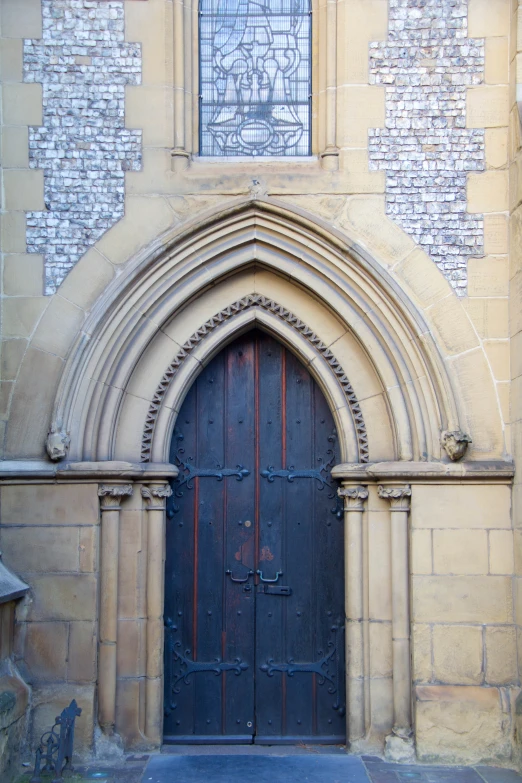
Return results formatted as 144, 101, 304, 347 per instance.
98, 484, 133, 735
338, 484, 368, 745
141, 482, 173, 745
378, 484, 414, 762
171, 0, 190, 172
320, 0, 339, 170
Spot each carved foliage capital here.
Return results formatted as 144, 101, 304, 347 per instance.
378, 484, 412, 511
98, 484, 133, 509
141, 483, 173, 509
338, 485, 369, 512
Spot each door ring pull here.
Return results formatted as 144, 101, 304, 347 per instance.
226, 569, 254, 583
256, 569, 283, 583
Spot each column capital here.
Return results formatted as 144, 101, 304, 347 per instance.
378, 484, 412, 512
338, 485, 368, 512
98, 483, 133, 510
141, 483, 173, 510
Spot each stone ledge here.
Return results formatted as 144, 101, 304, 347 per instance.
0, 461, 178, 482
332, 460, 515, 483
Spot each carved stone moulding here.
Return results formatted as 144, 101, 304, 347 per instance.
140, 294, 369, 465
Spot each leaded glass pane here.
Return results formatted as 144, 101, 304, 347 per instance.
199, 0, 311, 156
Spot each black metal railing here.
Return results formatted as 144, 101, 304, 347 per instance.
30, 699, 82, 783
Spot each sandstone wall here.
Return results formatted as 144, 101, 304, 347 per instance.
510, 0, 522, 767
0, 0, 518, 767
0, 484, 99, 754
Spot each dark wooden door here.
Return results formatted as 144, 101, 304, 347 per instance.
163, 330, 345, 744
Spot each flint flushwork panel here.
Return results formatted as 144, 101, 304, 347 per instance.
369, 0, 485, 295
24, 0, 143, 294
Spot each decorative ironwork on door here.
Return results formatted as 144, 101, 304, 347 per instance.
164, 331, 345, 744
199, 0, 312, 156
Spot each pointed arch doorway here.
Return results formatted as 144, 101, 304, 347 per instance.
163, 329, 346, 744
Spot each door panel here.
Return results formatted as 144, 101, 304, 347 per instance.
164, 330, 345, 744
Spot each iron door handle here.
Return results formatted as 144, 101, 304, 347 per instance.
226, 569, 254, 583
256, 569, 283, 583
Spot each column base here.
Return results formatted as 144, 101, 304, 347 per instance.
171, 148, 191, 173
384, 731, 415, 763
94, 726, 125, 760
320, 146, 340, 171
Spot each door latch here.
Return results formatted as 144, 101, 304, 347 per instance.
258, 584, 292, 596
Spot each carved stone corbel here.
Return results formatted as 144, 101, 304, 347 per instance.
378, 484, 415, 762
98, 483, 133, 735
441, 429, 472, 462
45, 427, 70, 461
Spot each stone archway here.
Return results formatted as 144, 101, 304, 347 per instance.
39, 198, 510, 759
51, 198, 464, 465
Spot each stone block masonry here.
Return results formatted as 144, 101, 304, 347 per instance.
24, 0, 142, 294
369, 0, 485, 295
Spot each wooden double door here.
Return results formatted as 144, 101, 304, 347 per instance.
163, 330, 345, 744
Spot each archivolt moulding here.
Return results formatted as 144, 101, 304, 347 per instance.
47, 198, 473, 465
140, 294, 369, 464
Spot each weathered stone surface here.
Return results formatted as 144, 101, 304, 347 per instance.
412, 576, 513, 623
411, 529, 433, 575
485, 626, 517, 685
412, 485, 511, 529
1, 484, 99, 526
433, 529, 488, 575
67, 621, 97, 683
384, 733, 415, 763
24, 621, 68, 682
415, 685, 512, 764
117, 619, 146, 678
115, 677, 145, 748
489, 530, 515, 575
30, 683, 94, 752
26, 574, 97, 622
432, 625, 483, 685
0, 666, 30, 783
412, 624, 432, 683
0, 526, 79, 573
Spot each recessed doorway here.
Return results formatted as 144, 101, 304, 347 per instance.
163, 330, 345, 744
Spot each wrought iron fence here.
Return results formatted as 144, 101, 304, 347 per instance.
30, 699, 82, 783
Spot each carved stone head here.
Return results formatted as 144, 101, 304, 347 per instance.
441, 430, 472, 462
46, 428, 70, 462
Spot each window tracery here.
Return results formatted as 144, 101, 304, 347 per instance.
199, 0, 311, 156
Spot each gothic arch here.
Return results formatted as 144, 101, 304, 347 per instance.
140, 295, 369, 464
49, 197, 473, 466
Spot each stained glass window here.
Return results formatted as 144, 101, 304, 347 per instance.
199, 0, 311, 157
